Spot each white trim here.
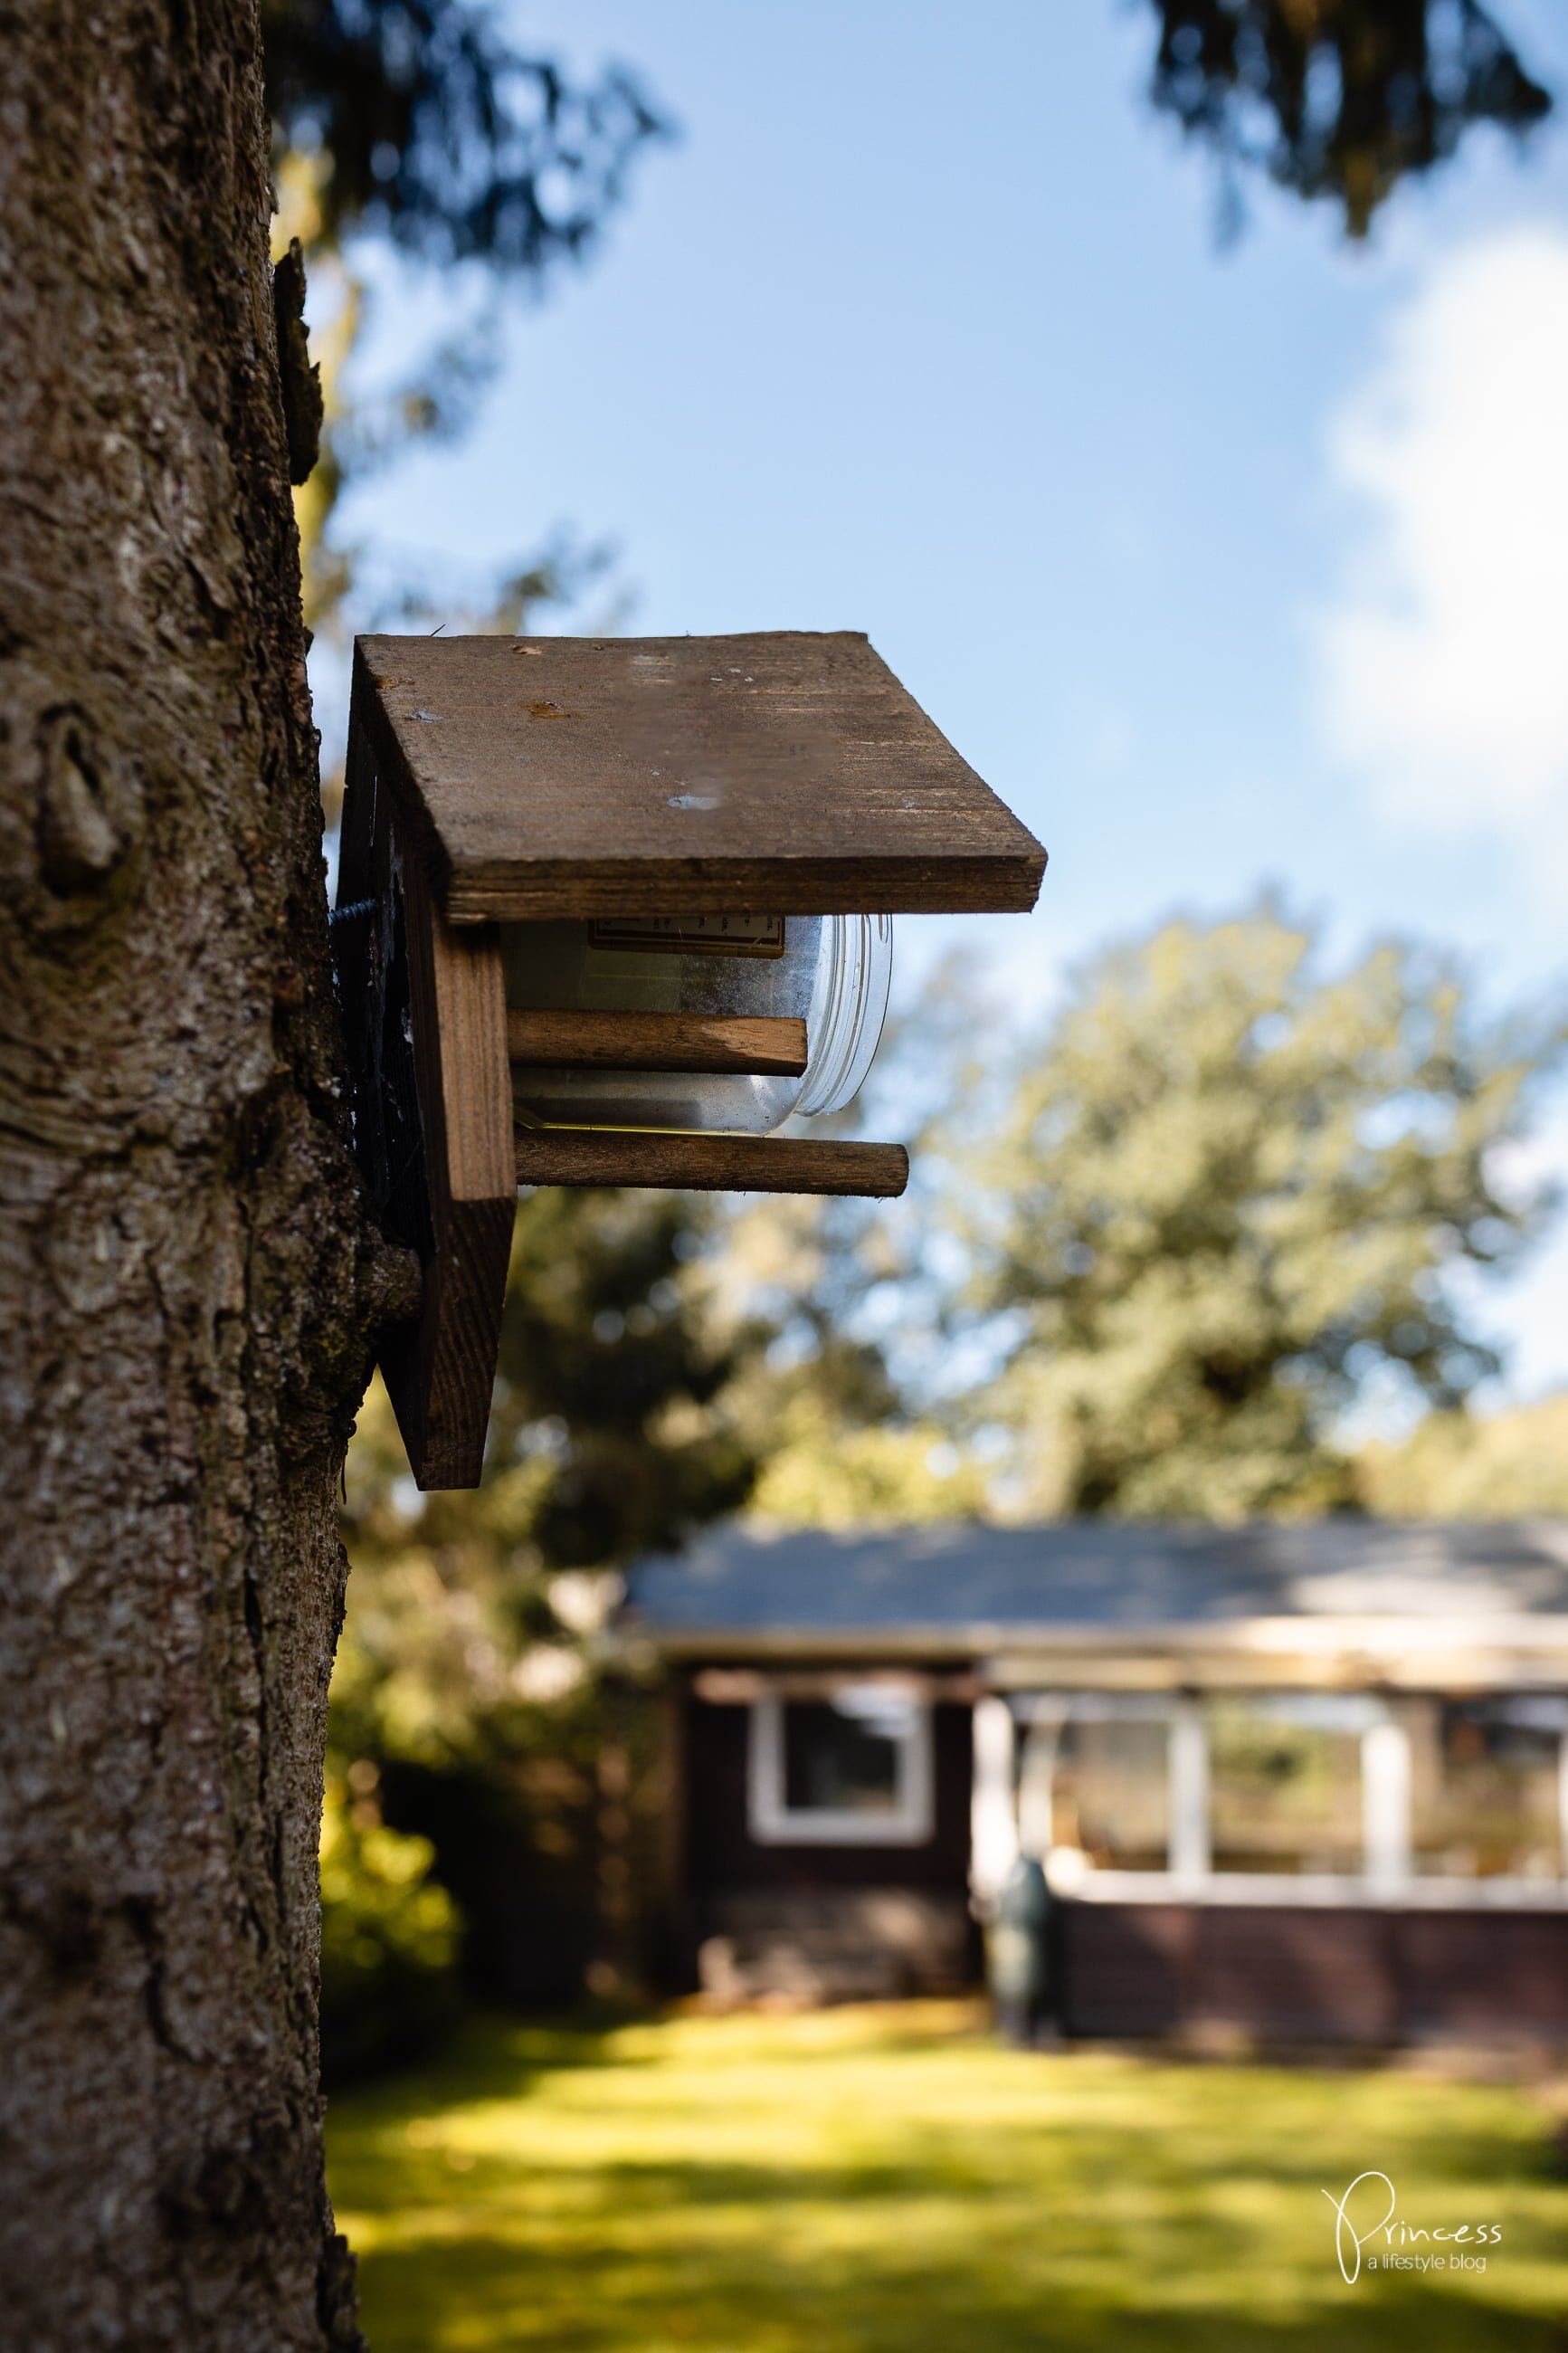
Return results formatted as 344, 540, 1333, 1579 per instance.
1025, 1688, 1568, 1910
1363, 1718, 1412, 1894
1012, 1691, 1174, 1724
624, 1621, 1568, 1680
1046, 1863, 1568, 1910
748, 1687, 934, 1846
1169, 1699, 1210, 1886
971, 1694, 1019, 1899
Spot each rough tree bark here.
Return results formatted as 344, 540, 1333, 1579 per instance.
0, 5, 415, 2344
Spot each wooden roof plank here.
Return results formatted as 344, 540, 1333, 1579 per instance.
354, 631, 1047, 920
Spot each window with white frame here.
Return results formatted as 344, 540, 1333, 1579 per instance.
1009, 1690, 1568, 1902
1409, 1697, 1568, 1881
749, 1685, 933, 1845
1016, 1695, 1172, 1874
1206, 1692, 1373, 1876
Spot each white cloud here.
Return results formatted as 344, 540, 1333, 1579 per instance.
1316, 226, 1568, 854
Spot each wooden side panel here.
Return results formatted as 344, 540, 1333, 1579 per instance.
337, 674, 515, 1490
405, 859, 513, 1205
381, 847, 513, 1489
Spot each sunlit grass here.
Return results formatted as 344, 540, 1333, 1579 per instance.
327, 2001, 1568, 2350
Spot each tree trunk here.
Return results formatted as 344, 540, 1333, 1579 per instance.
0, 5, 414, 2342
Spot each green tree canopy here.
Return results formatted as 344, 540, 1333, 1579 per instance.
1145, 0, 1551, 235
261, 2, 1560, 630
260, 2, 668, 633
963, 908, 1562, 1521
333, 1183, 759, 1768
261, 0, 663, 272
1356, 1393, 1568, 1517
328, 1183, 761, 2016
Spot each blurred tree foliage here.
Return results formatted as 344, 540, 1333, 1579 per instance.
318, 1765, 461, 2084
959, 907, 1563, 1521
335, 1184, 758, 1769
1145, 0, 1551, 235
261, 2, 668, 628
721, 1201, 991, 1528
712, 963, 1007, 1531
261, 0, 661, 268
745, 1397, 992, 1529
1356, 1394, 1568, 1516
279, 6, 1568, 2032
258, 1, 1561, 631
330, 1186, 761, 2005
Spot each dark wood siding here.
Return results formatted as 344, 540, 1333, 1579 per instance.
683, 1691, 972, 1895
1058, 1905, 1188, 2038
1060, 1903, 1568, 2043
1398, 1911, 1568, 2039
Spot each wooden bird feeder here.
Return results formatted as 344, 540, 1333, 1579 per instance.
335, 630, 1045, 1487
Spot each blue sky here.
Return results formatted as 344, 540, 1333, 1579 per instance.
322, 0, 1568, 1400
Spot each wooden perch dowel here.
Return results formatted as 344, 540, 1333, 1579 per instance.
514, 1129, 909, 1197
506, 1007, 808, 1076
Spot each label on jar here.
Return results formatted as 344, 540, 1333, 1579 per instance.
587, 915, 786, 958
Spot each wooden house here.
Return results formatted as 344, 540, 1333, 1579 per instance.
615, 1520, 1568, 2043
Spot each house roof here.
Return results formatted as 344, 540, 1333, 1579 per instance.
620, 1520, 1568, 1655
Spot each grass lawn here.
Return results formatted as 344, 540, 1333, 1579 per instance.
327, 2002, 1568, 2351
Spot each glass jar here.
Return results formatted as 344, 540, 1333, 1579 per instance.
502, 912, 893, 1135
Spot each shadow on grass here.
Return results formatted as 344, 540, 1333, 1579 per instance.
328, 2012, 641, 2126
339, 2139, 1557, 2353
350, 2217, 1555, 2353
328, 2013, 1566, 2353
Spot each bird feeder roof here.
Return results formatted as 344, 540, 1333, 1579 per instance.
351, 630, 1047, 922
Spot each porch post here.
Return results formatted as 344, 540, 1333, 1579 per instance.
1363, 1716, 1412, 1894
1169, 1696, 1210, 1887
971, 1695, 1018, 1910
